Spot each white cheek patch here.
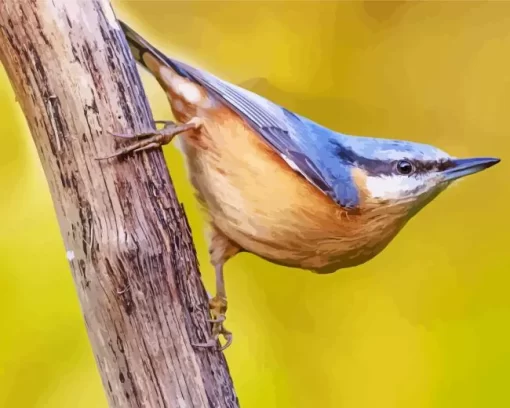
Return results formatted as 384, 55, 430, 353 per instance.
365, 175, 425, 200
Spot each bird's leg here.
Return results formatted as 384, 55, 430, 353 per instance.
96, 118, 202, 160
193, 263, 232, 351
193, 227, 241, 351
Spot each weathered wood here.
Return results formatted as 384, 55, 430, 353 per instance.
0, 1, 239, 407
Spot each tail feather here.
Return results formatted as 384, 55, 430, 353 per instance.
119, 20, 190, 79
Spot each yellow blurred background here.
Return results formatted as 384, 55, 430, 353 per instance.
1, 1, 509, 407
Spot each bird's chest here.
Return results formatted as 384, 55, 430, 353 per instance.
172, 105, 408, 272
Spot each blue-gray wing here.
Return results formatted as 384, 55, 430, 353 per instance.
164, 57, 360, 208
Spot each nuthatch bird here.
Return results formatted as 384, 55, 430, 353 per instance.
101, 21, 500, 350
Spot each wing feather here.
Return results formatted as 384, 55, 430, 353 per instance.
163, 57, 360, 208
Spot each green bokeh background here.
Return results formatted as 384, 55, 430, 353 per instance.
1, 1, 509, 407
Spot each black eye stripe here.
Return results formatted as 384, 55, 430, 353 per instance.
408, 159, 454, 173
330, 140, 454, 176
351, 159, 454, 177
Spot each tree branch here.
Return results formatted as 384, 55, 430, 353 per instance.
0, 1, 239, 407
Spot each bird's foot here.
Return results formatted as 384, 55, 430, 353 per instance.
193, 295, 232, 352
96, 118, 202, 160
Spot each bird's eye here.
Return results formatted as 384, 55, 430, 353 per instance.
396, 160, 414, 175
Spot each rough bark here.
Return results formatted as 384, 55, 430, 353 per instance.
0, 1, 239, 407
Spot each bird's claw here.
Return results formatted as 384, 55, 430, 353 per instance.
192, 325, 232, 352
207, 316, 225, 323
193, 295, 232, 352
105, 120, 176, 139
96, 119, 202, 160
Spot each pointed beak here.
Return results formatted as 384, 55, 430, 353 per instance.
442, 157, 500, 182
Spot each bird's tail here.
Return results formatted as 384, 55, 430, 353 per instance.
118, 20, 164, 72
119, 20, 189, 80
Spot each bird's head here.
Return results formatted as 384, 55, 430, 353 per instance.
337, 136, 500, 212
